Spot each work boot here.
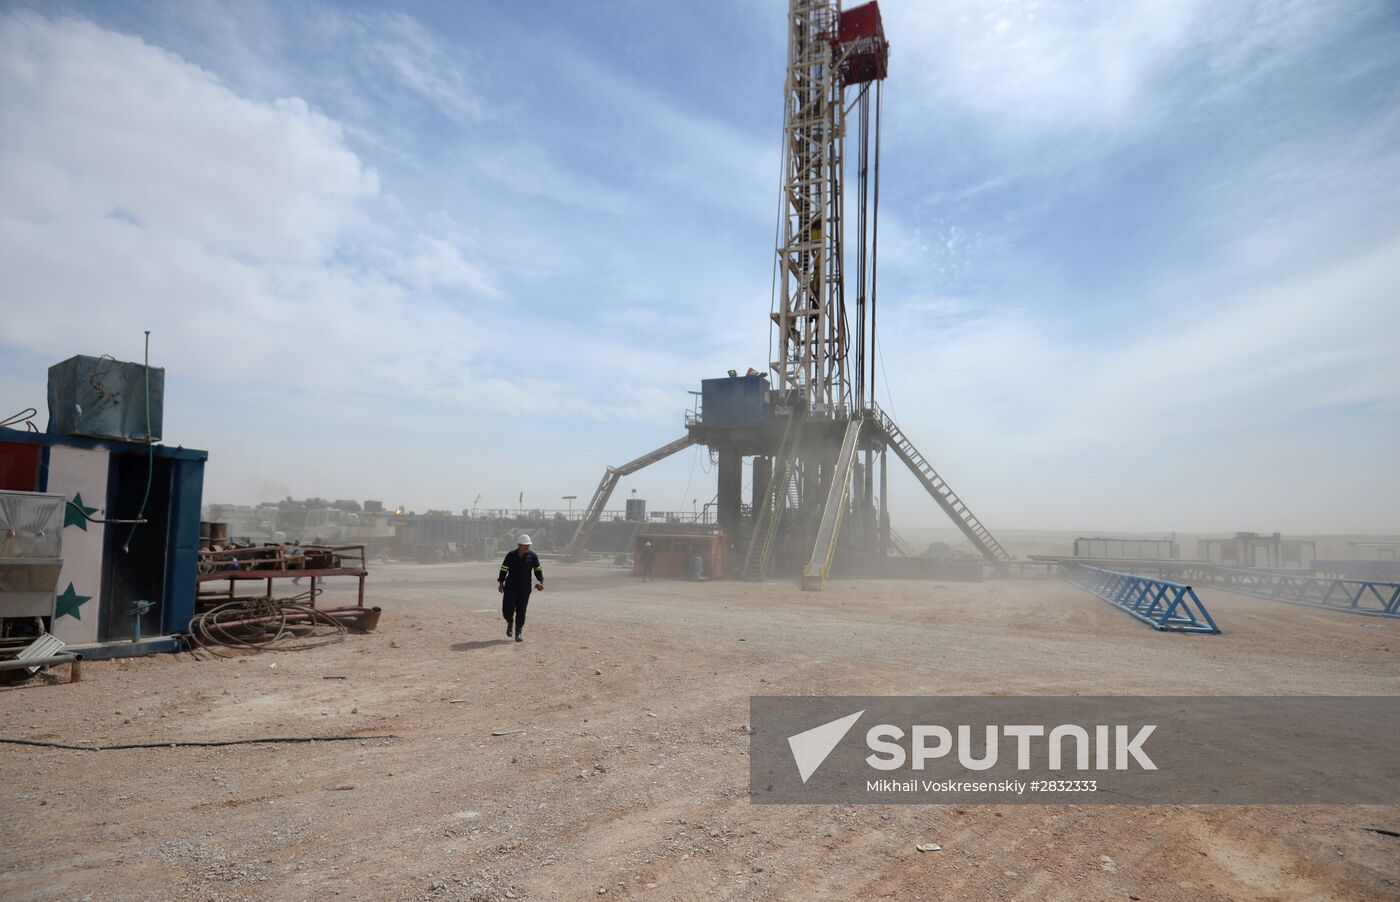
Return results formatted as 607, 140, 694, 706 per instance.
506, 622, 513, 637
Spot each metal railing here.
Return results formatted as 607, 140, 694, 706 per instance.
454, 508, 716, 524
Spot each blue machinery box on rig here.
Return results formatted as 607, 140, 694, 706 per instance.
699, 375, 769, 427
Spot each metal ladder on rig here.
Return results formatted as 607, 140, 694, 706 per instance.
563, 434, 697, 561
741, 412, 805, 580
869, 406, 1012, 564
888, 525, 915, 557
801, 416, 865, 589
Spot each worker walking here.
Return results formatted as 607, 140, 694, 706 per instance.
498, 535, 543, 642
639, 540, 656, 582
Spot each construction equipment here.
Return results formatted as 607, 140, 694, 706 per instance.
564, 2, 1010, 584
564, 435, 697, 561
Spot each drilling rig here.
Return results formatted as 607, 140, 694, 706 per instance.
564, 0, 1012, 586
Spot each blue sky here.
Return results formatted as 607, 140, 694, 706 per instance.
1, 0, 1398, 534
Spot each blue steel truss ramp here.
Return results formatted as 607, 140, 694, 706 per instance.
1066, 564, 1221, 634
1193, 566, 1400, 619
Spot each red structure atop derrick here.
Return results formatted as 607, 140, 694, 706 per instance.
832, 1, 889, 84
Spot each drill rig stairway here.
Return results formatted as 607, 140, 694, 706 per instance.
870, 406, 1012, 565
741, 412, 805, 580
801, 416, 865, 590
888, 526, 915, 557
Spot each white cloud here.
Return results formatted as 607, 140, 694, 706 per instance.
890, 0, 1367, 149
0, 16, 376, 264
395, 234, 500, 297
0, 13, 507, 404
308, 6, 487, 125
3, 3, 1397, 529
349, 11, 485, 122
874, 230, 1400, 532
466, 141, 634, 216
0, 13, 724, 447
894, 0, 1196, 139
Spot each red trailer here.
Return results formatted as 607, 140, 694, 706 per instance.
633, 533, 726, 580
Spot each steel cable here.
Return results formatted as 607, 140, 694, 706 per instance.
1, 408, 38, 432
187, 588, 348, 656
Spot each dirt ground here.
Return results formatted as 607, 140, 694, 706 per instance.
3, 562, 1399, 901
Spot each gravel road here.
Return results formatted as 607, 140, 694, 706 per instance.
3, 562, 1398, 900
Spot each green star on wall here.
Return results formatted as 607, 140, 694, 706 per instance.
55, 583, 92, 621
65, 492, 97, 531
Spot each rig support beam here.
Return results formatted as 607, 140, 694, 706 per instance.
563, 435, 697, 561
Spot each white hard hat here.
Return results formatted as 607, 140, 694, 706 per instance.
517, 534, 532, 545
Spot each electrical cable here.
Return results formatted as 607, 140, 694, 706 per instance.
0, 408, 38, 432
0, 735, 398, 751
876, 331, 899, 425
122, 330, 155, 553
854, 84, 870, 407
678, 443, 699, 515
869, 80, 882, 411
769, 77, 789, 387
62, 504, 147, 526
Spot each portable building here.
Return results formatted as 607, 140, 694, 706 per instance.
0, 429, 205, 658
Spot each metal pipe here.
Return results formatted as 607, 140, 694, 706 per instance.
329, 606, 381, 631
878, 445, 889, 554
131, 599, 152, 643
0, 653, 83, 683
197, 606, 381, 632
200, 611, 324, 631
